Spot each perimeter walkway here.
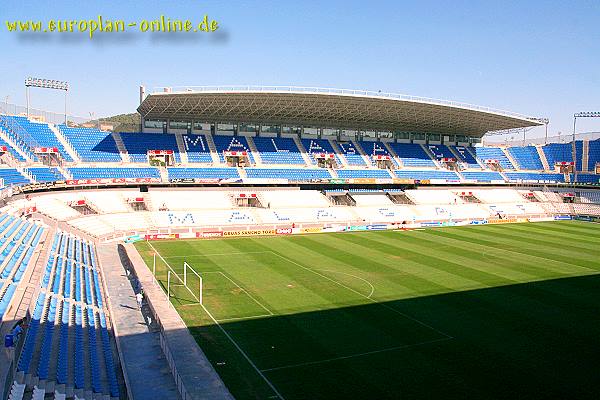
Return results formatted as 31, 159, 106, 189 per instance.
96, 244, 182, 400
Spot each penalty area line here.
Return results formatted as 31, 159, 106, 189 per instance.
200, 303, 286, 400
261, 337, 453, 372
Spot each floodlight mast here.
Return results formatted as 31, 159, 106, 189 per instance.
25, 77, 70, 124
572, 112, 600, 184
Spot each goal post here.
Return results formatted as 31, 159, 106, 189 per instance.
151, 251, 202, 304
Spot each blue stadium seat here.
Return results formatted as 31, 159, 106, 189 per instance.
335, 141, 368, 166
387, 143, 435, 167
461, 171, 504, 182
25, 167, 65, 183
69, 167, 160, 179
3, 116, 73, 161
475, 147, 515, 170
167, 167, 240, 180
59, 125, 121, 162
120, 132, 181, 163
507, 146, 543, 170
182, 134, 213, 163
252, 137, 305, 165
393, 170, 460, 180
245, 168, 332, 180
212, 136, 254, 163
337, 169, 392, 179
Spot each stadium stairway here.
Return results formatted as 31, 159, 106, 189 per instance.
536, 145, 550, 170
48, 125, 81, 163
110, 132, 130, 163
501, 147, 520, 170
329, 138, 349, 167
174, 134, 189, 164
465, 146, 487, 169
351, 140, 373, 166
420, 144, 441, 167
204, 134, 221, 164
245, 136, 263, 165
293, 136, 313, 166
580, 141, 590, 173
382, 142, 401, 166
0, 126, 33, 163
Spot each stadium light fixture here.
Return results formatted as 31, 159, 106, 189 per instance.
572, 111, 600, 184
24, 77, 70, 123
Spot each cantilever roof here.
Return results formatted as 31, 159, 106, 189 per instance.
137, 86, 544, 136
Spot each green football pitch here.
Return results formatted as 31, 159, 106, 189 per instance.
134, 221, 600, 400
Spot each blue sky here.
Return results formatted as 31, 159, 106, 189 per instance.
1, 0, 599, 138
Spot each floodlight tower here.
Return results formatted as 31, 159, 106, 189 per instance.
572, 112, 600, 183
25, 77, 70, 124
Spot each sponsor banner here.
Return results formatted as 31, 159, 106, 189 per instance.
345, 225, 368, 231
554, 215, 572, 220
144, 233, 179, 240
420, 221, 442, 227
276, 228, 293, 235
241, 178, 288, 184
349, 178, 376, 184
300, 227, 324, 234
124, 234, 143, 243
487, 218, 517, 224
321, 226, 345, 233
194, 178, 221, 184
223, 229, 275, 237
178, 232, 196, 239
328, 179, 347, 184
574, 215, 600, 223
470, 219, 488, 225
375, 179, 394, 184
527, 216, 556, 222
197, 231, 224, 238
392, 178, 414, 184
366, 224, 388, 230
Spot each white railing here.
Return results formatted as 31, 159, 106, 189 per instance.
151, 85, 542, 122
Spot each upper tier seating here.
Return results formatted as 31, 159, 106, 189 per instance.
387, 143, 435, 167
541, 142, 584, 171
336, 141, 368, 166
58, 125, 121, 162
167, 167, 240, 180
5, 116, 73, 162
212, 136, 254, 163
504, 172, 565, 183
120, 132, 181, 163
0, 168, 30, 186
301, 138, 341, 165
507, 146, 543, 170
181, 134, 213, 163
252, 137, 305, 165
475, 147, 515, 170
461, 171, 504, 182
25, 167, 65, 183
0, 136, 25, 161
427, 144, 455, 159
358, 141, 398, 167
588, 139, 600, 172
393, 170, 460, 180
69, 167, 160, 179
575, 174, 600, 184
245, 168, 331, 181
450, 146, 481, 168
337, 169, 393, 179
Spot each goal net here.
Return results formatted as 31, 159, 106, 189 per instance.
152, 253, 202, 304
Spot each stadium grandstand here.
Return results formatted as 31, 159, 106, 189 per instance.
0, 86, 598, 400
